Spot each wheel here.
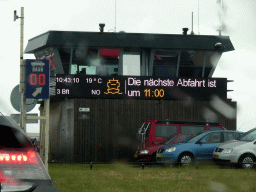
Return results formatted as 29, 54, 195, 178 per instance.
178, 153, 194, 166
240, 155, 255, 169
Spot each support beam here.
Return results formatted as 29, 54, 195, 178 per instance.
69, 47, 73, 74
176, 52, 181, 77
202, 52, 206, 77
148, 49, 155, 76
118, 48, 123, 75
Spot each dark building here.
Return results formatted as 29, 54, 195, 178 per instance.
25, 27, 236, 163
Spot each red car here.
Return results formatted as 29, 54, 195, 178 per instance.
134, 133, 196, 162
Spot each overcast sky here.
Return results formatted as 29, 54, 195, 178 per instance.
0, 0, 256, 132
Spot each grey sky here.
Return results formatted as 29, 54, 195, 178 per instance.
0, 0, 256, 132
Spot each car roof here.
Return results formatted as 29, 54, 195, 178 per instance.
0, 116, 26, 134
201, 130, 241, 134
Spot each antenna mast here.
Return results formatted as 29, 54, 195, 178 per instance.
198, 0, 200, 34
190, 12, 194, 35
115, 0, 116, 32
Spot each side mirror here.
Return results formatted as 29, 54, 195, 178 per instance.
200, 140, 206, 144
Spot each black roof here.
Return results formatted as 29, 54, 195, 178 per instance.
25, 30, 234, 53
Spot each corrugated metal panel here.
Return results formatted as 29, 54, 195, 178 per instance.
70, 98, 236, 163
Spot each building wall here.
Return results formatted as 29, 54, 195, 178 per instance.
69, 98, 236, 163
48, 100, 74, 162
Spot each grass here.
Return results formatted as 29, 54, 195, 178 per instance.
48, 162, 256, 192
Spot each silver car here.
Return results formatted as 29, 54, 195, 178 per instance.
213, 128, 256, 169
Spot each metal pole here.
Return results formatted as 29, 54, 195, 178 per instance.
44, 98, 50, 171
19, 7, 26, 132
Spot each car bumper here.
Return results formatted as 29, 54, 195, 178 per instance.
156, 153, 178, 164
134, 154, 152, 162
213, 152, 239, 163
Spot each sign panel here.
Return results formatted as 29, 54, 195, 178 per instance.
25, 59, 49, 99
56, 75, 227, 101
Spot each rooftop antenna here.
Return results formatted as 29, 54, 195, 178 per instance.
115, 0, 116, 32
108, 0, 117, 32
190, 12, 195, 35
217, 0, 223, 36
198, 0, 200, 34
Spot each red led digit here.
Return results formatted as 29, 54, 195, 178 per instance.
39, 74, 46, 85
30, 74, 37, 85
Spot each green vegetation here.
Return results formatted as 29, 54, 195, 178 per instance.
48, 162, 256, 192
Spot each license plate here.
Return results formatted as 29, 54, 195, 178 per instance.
134, 154, 138, 158
214, 154, 219, 159
157, 154, 161, 158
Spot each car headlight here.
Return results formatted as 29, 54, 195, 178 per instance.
165, 146, 176, 153
223, 148, 234, 154
140, 150, 149, 154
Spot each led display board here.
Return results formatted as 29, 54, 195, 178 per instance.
55, 75, 227, 101
25, 59, 49, 99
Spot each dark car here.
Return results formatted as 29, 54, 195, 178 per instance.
28, 137, 40, 153
0, 116, 58, 192
134, 133, 196, 162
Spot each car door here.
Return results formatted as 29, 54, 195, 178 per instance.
196, 132, 222, 160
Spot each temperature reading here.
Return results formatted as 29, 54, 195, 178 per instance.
86, 78, 93, 83
30, 73, 46, 86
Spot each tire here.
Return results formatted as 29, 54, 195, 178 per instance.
178, 153, 194, 166
239, 155, 255, 169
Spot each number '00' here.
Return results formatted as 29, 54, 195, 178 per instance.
30, 74, 46, 85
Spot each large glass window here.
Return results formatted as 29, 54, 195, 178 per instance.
153, 51, 178, 77
123, 54, 140, 76
155, 125, 177, 137
180, 126, 205, 133
69, 48, 120, 75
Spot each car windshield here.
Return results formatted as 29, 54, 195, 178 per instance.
185, 132, 205, 142
171, 134, 195, 144
236, 129, 256, 142
160, 133, 179, 144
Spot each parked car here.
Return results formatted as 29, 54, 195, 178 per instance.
28, 137, 40, 153
156, 130, 243, 166
213, 128, 256, 169
136, 120, 226, 149
134, 133, 196, 162
0, 116, 58, 191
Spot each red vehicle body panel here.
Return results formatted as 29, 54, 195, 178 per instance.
137, 120, 226, 149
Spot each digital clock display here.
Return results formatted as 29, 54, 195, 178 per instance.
55, 75, 227, 101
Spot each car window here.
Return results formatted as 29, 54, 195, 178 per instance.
237, 129, 256, 142
155, 125, 177, 137
201, 132, 221, 143
160, 133, 178, 144
209, 126, 224, 131
180, 125, 205, 133
186, 132, 205, 142
0, 126, 33, 148
223, 132, 240, 142
145, 124, 151, 137
172, 134, 194, 144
